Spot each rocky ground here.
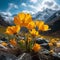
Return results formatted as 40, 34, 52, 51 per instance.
0, 36, 60, 60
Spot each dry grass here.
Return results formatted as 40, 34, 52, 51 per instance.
0, 26, 6, 33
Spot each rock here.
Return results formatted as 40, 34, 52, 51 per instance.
0, 40, 3, 43
36, 38, 50, 50
0, 51, 17, 60
7, 44, 14, 48
31, 52, 50, 60
41, 43, 50, 50
18, 36, 24, 40
58, 53, 60, 56
40, 49, 49, 54
54, 47, 60, 53
52, 53, 60, 60
36, 38, 48, 44
18, 53, 32, 60
0, 44, 8, 49
0, 38, 8, 42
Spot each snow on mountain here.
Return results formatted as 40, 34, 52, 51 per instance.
0, 12, 14, 25
32, 8, 57, 21
0, 8, 60, 26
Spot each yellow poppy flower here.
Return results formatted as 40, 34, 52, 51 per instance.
14, 16, 21, 26
32, 43, 41, 52
30, 29, 39, 36
36, 21, 44, 27
27, 21, 35, 30
10, 38, 17, 46
50, 39, 57, 44
42, 24, 49, 31
5, 25, 20, 35
25, 13, 32, 23
48, 43, 53, 46
19, 40, 25, 44
1, 42, 7, 46
35, 21, 39, 26
39, 24, 49, 31
18, 12, 25, 21
14, 13, 32, 27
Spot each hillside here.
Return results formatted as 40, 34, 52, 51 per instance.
43, 10, 60, 37
0, 15, 11, 27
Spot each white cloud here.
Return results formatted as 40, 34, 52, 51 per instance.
0, 11, 12, 16
28, 5, 36, 9
22, 10, 35, 14
29, 0, 60, 12
4, 16, 13, 21
30, 0, 38, 3
0, 3, 19, 23
41, 0, 60, 10
21, 3, 27, 7
20, 0, 60, 14
44, 1, 54, 6
0, 11, 13, 24
7, 3, 18, 12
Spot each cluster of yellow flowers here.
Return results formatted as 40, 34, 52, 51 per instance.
5, 12, 49, 35
5, 12, 50, 52
48, 39, 57, 47
5, 25, 20, 35
36, 21, 49, 31
48, 38, 60, 51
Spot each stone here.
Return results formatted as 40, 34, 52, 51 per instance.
36, 38, 50, 50
36, 38, 48, 44
18, 53, 32, 60
0, 51, 17, 60
0, 44, 8, 49
0, 37, 8, 42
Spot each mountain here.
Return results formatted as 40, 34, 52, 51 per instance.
42, 10, 60, 37
0, 15, 12, 27
46, 10, 60, 31
0, 8, 57, 27
46, 10, 60, 24
32, 8, 56, 21
32, 9, 60, 37
0, 12, 14, 25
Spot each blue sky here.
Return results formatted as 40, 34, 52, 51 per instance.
0, 0, 60, 16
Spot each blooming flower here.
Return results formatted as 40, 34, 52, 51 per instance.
10, 38, 17, 46
25, 13, 32, 23
36, 21, 44, 27
50, 39, 57, 44
30, 29, 39, 36
36, 21, 49, 31
18, 12, 25, 21
19, 40, 25, 44
14, 13, 32, 27
48, 43, 53, 46
26, 21, 36, 30
5, 25, 20, 35
1, 42, 7, 46
32, 43, 41, 52
4, 12, 50, 53
39, 24, 49, 31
